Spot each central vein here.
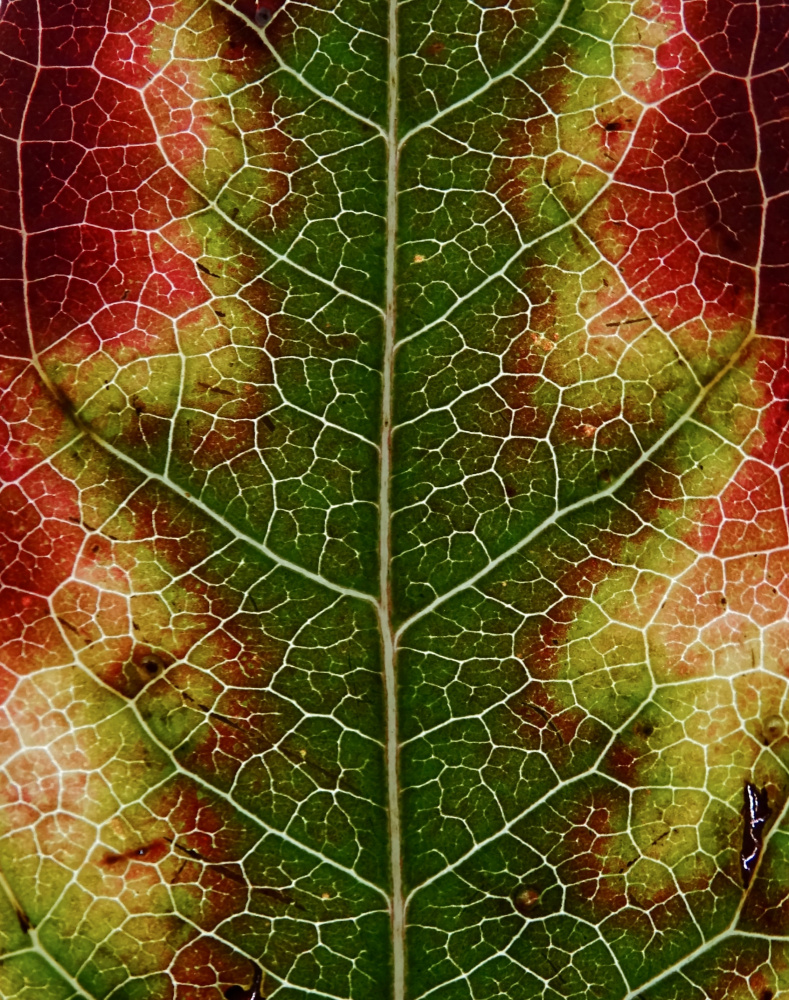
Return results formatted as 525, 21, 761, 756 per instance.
380, 0, 404, 994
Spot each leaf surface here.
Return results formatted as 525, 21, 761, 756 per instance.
0, 0, 788, 997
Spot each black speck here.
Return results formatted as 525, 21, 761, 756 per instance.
225, 964, 264, 999
138, 653, 166, 678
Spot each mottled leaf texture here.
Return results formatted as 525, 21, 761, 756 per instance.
0, 0, 788, 998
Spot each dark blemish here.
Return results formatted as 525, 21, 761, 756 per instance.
225, 965, 264, 999
196, 262, 220, 278
137, 652, 166, 681
15, 907, 31, 933
741, 781, 770, 888
523, 703, 565, 744
262, 414, 276, 432
762, 991, 774, 1000
209, 711, 246, 734
605, 121, 622, 132
257, 885, 294, 905
637, 721, 654, 738
214, 310, 227, 318
763, 716, 785, 745
649, 829, 671, 849
56, 617, 82, 637
198, 381, 235, 398
166, 837, 203, 862
621, 857, 639, 875
721, 596, 727, 605
102, 840, 165, 866
172, 858, 189, 883
254, 7, 271, 25
605, 316, 649, 327
168, 839, 293, 901
216, 864, 248, 887
513, 887, 540, 914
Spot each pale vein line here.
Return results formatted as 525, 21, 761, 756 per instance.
156, 175, 384, 319
51, 648, 392, 904
402, 684, 652, 905
381, 0, 405, 995
619, 790, 789, 1000
393, 112, 646, 354
16, 0, 43, 369
13, 928, 96, 1000
12, 0, 379, 612
397, 0, 573, 149
76, 424, 378, 606
394, 321, 762, 644
214, 0, 387, 140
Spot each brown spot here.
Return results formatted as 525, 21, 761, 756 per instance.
514, 887, 540, 914
413, 254, 426, 263
102, 839, 167, 866
763, 716, 785, 744
136, 652, 167, 683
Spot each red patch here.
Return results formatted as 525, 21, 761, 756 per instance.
102, 837, 169, 867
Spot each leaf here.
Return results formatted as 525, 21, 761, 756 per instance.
0, 0, 787, 998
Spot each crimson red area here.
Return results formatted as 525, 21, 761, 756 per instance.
609, 0, 789, 336
0, 0, 236, 358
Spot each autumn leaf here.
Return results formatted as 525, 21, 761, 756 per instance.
0, 0, 788, 998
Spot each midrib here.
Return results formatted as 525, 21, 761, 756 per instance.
380, 0, 405, 996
